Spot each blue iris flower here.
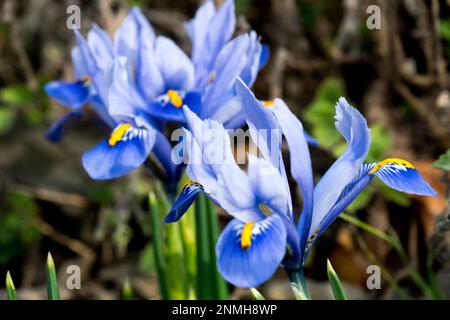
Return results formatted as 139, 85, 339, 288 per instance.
45, 2, 267, 182
164, 78, 437, 288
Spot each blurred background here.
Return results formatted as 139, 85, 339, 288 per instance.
0, 0, 449, 299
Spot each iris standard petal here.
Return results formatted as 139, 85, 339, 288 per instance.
235, 80, 292, 216
194, 0, 236, 89
82, 124, 155, 180
155, 37, 195, 91
239, 31, 262, 87
71, 47, 87, 80
370, 158, 437, 196
164, 181, 204, 223
114, 6, 155, 68
87, 24, 114, 71
201, 34, 249, 119
310, 97, 370, 239
247, 154, 289, 215
269, 98, 314, 256
136, 29, 165, 101
216, 215, 287, 288
107, 57, 147, 119
185, 0, 215, 64
45, 80, 90, 108
45, 109, 83, 142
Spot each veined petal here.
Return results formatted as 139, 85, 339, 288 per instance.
71, 47, 87, 80
183, 108, 259, 221
235, 79, 292, 216
194, 0, 236, 89
82, 124, 155, 180
370, 158, 437, 196
185, 0, 215, 64
164, 181, 204, 223
155, 37, 195, 91
45, 109, 83, 142
108, 57, 147, 119
136, 29, 164, 101
201, 34, 249, 119
45, 80, 90, 109
247, 153, 289, 216
310, 97, 370, 239
239, 31, 262, 87
114, 7, 155, 68
87, 24, 114, 72
216, 215, 286, 288
148, 91, 201, 123
269, 98, 314, 258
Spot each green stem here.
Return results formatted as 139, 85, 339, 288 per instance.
288, 269, 311, 300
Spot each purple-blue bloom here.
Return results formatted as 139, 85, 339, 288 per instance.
164, 78, 437, 288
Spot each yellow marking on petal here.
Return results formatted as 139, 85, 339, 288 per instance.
241, 222, 254, 250
262, 100, 275, 107
108, 123, 132, 147
167, 89, 183, 108
258, 203, 272, 216
369, 158, 415, 174
208, 71, 216, 84
81, 75, 92, 85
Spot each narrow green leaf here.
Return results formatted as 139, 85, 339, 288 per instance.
206, 197, 229, 299
6, 271, 16, 300
154, 182, 189, 299
195, 194, 214, 299
326, 259, 347, 300
122, 277, 133, 300
46, 253, 60, 300
250, 288, 266, 300
148, 190, 169, 299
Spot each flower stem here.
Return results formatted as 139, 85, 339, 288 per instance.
288, 269, 311, 300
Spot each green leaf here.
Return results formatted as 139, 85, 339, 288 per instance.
250, 288, 266, 300
148, 190, 169, 299
0, 85, 34, 106
326, 259, 347, 300
195, 194, 214, 299
206, 197, 229, 299
434, 149, 450, 171
0, 108, 16, 135
122, 277, 133, 300
6, 271, 16, 300
46, 252, 60, 300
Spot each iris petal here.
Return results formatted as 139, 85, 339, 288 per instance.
82, 126, 155, 180
155, 37, 195, 91
148, 91, 201, 123
45, 80, 90, 109
164, 182, 204, 223
216, 215, 287, 288
371, 159, 437, 196
310, 98, 370, 239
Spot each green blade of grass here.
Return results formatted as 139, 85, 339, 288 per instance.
46, 253, 60, 300
206, 197, 229, 299
122, 277, 133, 300
148, 190, 169, 299
195, 194, 214, 299
250, 288, 266, 300
326, 259, 347, 300
6, 271, 16, 300
154, 182, 189, 299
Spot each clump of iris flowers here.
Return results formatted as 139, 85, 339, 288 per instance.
165, 78, 436, 293
45, 0, 267, 186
